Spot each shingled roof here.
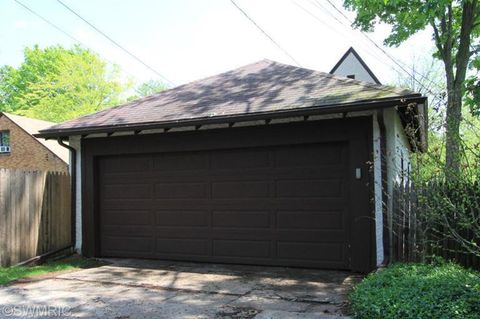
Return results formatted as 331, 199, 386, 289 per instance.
38, 59, 425, 138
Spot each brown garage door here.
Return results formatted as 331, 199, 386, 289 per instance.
98, 142, 351, 269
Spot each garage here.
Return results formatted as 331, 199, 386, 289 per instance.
79, 118, 374, 271
37, 60, 427, 273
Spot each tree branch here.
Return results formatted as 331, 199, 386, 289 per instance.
431, 21, 445, 58
454, 0, 478, 86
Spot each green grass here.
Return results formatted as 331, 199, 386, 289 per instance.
350, 261, 480, 319
0, 255, 100, 285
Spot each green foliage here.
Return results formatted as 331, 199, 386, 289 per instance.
0, 45, 130, 123
465, 75, 480, 116
344, 0, 480, 175
134, 80, 168, 98
343, 1, 475, 47
0, 256, 100, 285
350, 262, 480, 319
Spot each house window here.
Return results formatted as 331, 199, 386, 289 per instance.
0, 131, 11, 154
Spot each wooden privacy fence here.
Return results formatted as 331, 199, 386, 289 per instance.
0, 169, 71, 267
391, 182, 480, 270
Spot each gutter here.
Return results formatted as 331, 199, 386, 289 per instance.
57, 138, 76, 249
35, 95, 427, 139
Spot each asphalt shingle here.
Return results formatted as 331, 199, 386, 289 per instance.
41, 59, 416, 133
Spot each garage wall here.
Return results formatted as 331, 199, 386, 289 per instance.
69, 136, 82, 253
385, 108, 411, 186
372, 109, 413, 266
383, 108, 411, 262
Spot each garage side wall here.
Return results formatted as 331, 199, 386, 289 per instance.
372, 114, 384, 266
383, 108, 412, 260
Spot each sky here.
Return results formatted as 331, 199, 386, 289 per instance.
0, 0, 437, 88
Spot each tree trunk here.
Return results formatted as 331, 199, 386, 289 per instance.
445, 84, 462, 179
443, 0, 477, 180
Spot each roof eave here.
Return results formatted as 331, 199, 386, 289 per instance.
35, 95, 426, 141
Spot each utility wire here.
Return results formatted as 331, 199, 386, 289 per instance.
14, 0, 82, 46
321, 0, 444, 96
56, 0, 174, 86
230, 0, 301, 66
13, 0, 160, 94
300, 0, 445, 108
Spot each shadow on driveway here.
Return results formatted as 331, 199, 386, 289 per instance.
0, 258, 362, 318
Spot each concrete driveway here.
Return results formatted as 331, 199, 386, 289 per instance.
0, 259, 361, 318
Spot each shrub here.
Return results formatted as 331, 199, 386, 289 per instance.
350, 261, 480, 319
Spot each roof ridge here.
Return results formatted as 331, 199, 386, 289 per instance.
265, 60, 414, 96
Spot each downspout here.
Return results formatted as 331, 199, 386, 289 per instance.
377, 110, 390, 265
57, 138, 76, 250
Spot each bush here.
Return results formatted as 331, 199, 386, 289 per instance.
350, 261, 480, 319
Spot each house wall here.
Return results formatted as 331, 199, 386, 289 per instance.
69, 136, 83, 252
331, 52, 378, 83
0, 116, 68, 172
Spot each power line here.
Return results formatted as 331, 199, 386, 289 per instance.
13, 0, 160, 94
56, 0, 174, 86
298, 0, 445, 107
230, 0, 301, 66
14, 0, 83, 46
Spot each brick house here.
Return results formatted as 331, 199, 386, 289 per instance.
0, 112, 68, 172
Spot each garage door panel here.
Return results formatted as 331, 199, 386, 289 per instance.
212, 181, 271, 199
215, 229, 274, 240
212, 211, 270, 229
100, 156, 152, 173
277, 242, 344, 262
271, 199, 345, 210
98, 141, 351, 269
210, 149, 270, 169
101, 236, 153, 254
272, 167, 346, 179
276, 211, 343, 230
155, 210, 209, 227
101, 225, 154, 236
276, 179, 344, 198
153, 153, 208, 171
102, 172, 209, 184
102, 210, 153, 226
156, 238, 209, 256
276, 230, 346, 242
213, 240, 271, 258
154, 183, 208, 199
102, 184, 153, 200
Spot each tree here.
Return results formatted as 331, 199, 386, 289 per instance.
0, 45, 130, 122
135, 80, 168, 97
343, 0, 480, 178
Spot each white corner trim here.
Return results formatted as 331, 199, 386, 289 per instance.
69, 136, 82, 253
373, 113, 384, 266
